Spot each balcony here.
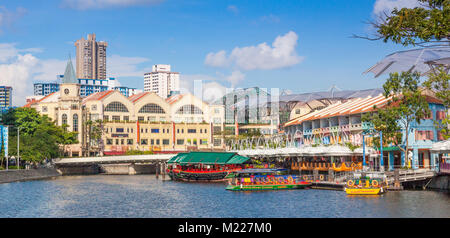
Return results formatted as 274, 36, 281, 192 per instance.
350, 123, 362, 130
330, 126, 339, 133
339, 124, 350, 131
320, 127, 330, 133
303, 129, 312, 135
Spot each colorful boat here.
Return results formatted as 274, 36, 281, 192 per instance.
166, 152, 251, 182
344, 178, 387, 195
225, 168, 311, 191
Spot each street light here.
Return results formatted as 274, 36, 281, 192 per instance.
17, 127, 21, 170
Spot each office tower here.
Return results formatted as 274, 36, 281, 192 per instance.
74, 33, 108, 80
144, 64, 180, 98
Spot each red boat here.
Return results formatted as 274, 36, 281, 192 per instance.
166, 152, 251, 182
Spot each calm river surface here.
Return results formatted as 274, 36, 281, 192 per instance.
0, 175, 449, 218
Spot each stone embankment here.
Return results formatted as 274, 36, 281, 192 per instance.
427, 174, 450, 191
0, 168, 61, 184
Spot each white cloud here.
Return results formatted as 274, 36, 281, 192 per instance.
107, 54, 151, 78
0, 52, 38, 106
180, 74, 228, 103
227, 5, 238, 14
34, 59, 67, 82
0, 43, 69, 106
202, 81, 227, 103
61, 0, 164, 10
0, 6, 26, 32
373, 0, 422, 16
260, 14, 280, 23
204, 50, 229, 67
225, 70, 245, 87
205, 31, 304, 70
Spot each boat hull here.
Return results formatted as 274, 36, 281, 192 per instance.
226, 183, 310, 191
168, 170, 232, 182
345, 187, 386, 195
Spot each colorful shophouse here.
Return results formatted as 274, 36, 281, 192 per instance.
283, 93, 446, 171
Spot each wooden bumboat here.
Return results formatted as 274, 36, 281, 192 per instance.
166, 152, 251, 182
225, 168, 311, 191
168, 167, 243, 182
344, 178, 387, 195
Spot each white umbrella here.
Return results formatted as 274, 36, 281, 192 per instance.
353, 146, 376, 155
431, 140, 450, 154
365, 47, 450, 77
302, 146, 325, 156
323, 145, 354, 156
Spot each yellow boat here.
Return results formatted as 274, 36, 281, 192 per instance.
345, 187, 385, 195
344, 178, 387, 195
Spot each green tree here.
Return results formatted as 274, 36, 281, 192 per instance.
423, 68, 450, 139
357, 0, 449, 46
3, 108, 79, 164
362, 72, 430, 166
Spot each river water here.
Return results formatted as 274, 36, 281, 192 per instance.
0, 175, 449, 218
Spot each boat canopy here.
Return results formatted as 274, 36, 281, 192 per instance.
167, 152, 250, 165
235, 168, 287, 174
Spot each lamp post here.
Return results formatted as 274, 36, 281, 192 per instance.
379, 131, 384, 172
17, 127, 21, 170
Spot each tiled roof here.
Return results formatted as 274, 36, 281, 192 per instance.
62, 58, 77, 84
284, 94, 391, 127
82, 90, 114, 103
23, 92, 57, 108
166, 94, 183, 104
128, 92, 150, 103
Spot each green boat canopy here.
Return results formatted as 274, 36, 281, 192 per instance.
167, 152, 250, 165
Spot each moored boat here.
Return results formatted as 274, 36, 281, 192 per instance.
166, 152, 251, 182
225, 168, 311, 191
344, 177, 387, 195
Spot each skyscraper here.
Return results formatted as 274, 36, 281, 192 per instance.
144, 64, 180, 98
74, 33, 108, 80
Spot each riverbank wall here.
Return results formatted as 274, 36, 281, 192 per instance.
56, 163, 157, 175
0, 168, 61, 184
427, 174, 450, 191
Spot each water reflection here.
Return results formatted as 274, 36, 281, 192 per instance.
0, 175, 449, 218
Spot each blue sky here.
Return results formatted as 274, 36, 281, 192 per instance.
0, 0, 418, 105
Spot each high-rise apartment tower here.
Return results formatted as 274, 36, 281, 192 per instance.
144, 64, 180, 98
74, 33, 108, 80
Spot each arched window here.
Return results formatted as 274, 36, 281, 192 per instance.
73, 114, 78, 132
62, 114, 67, 125
138, 103, 165, 114
175, 105, 203, 114
105, 101, 129, 112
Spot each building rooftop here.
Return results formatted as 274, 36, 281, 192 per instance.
284, 94, 391, 127
82, 90, 115, 103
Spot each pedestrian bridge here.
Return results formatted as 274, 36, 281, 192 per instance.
54, 154, 177, 166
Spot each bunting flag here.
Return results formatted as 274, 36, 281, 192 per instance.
136, 120, 140, 145
0, 125, 2, 156
2, 126, 8, 157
